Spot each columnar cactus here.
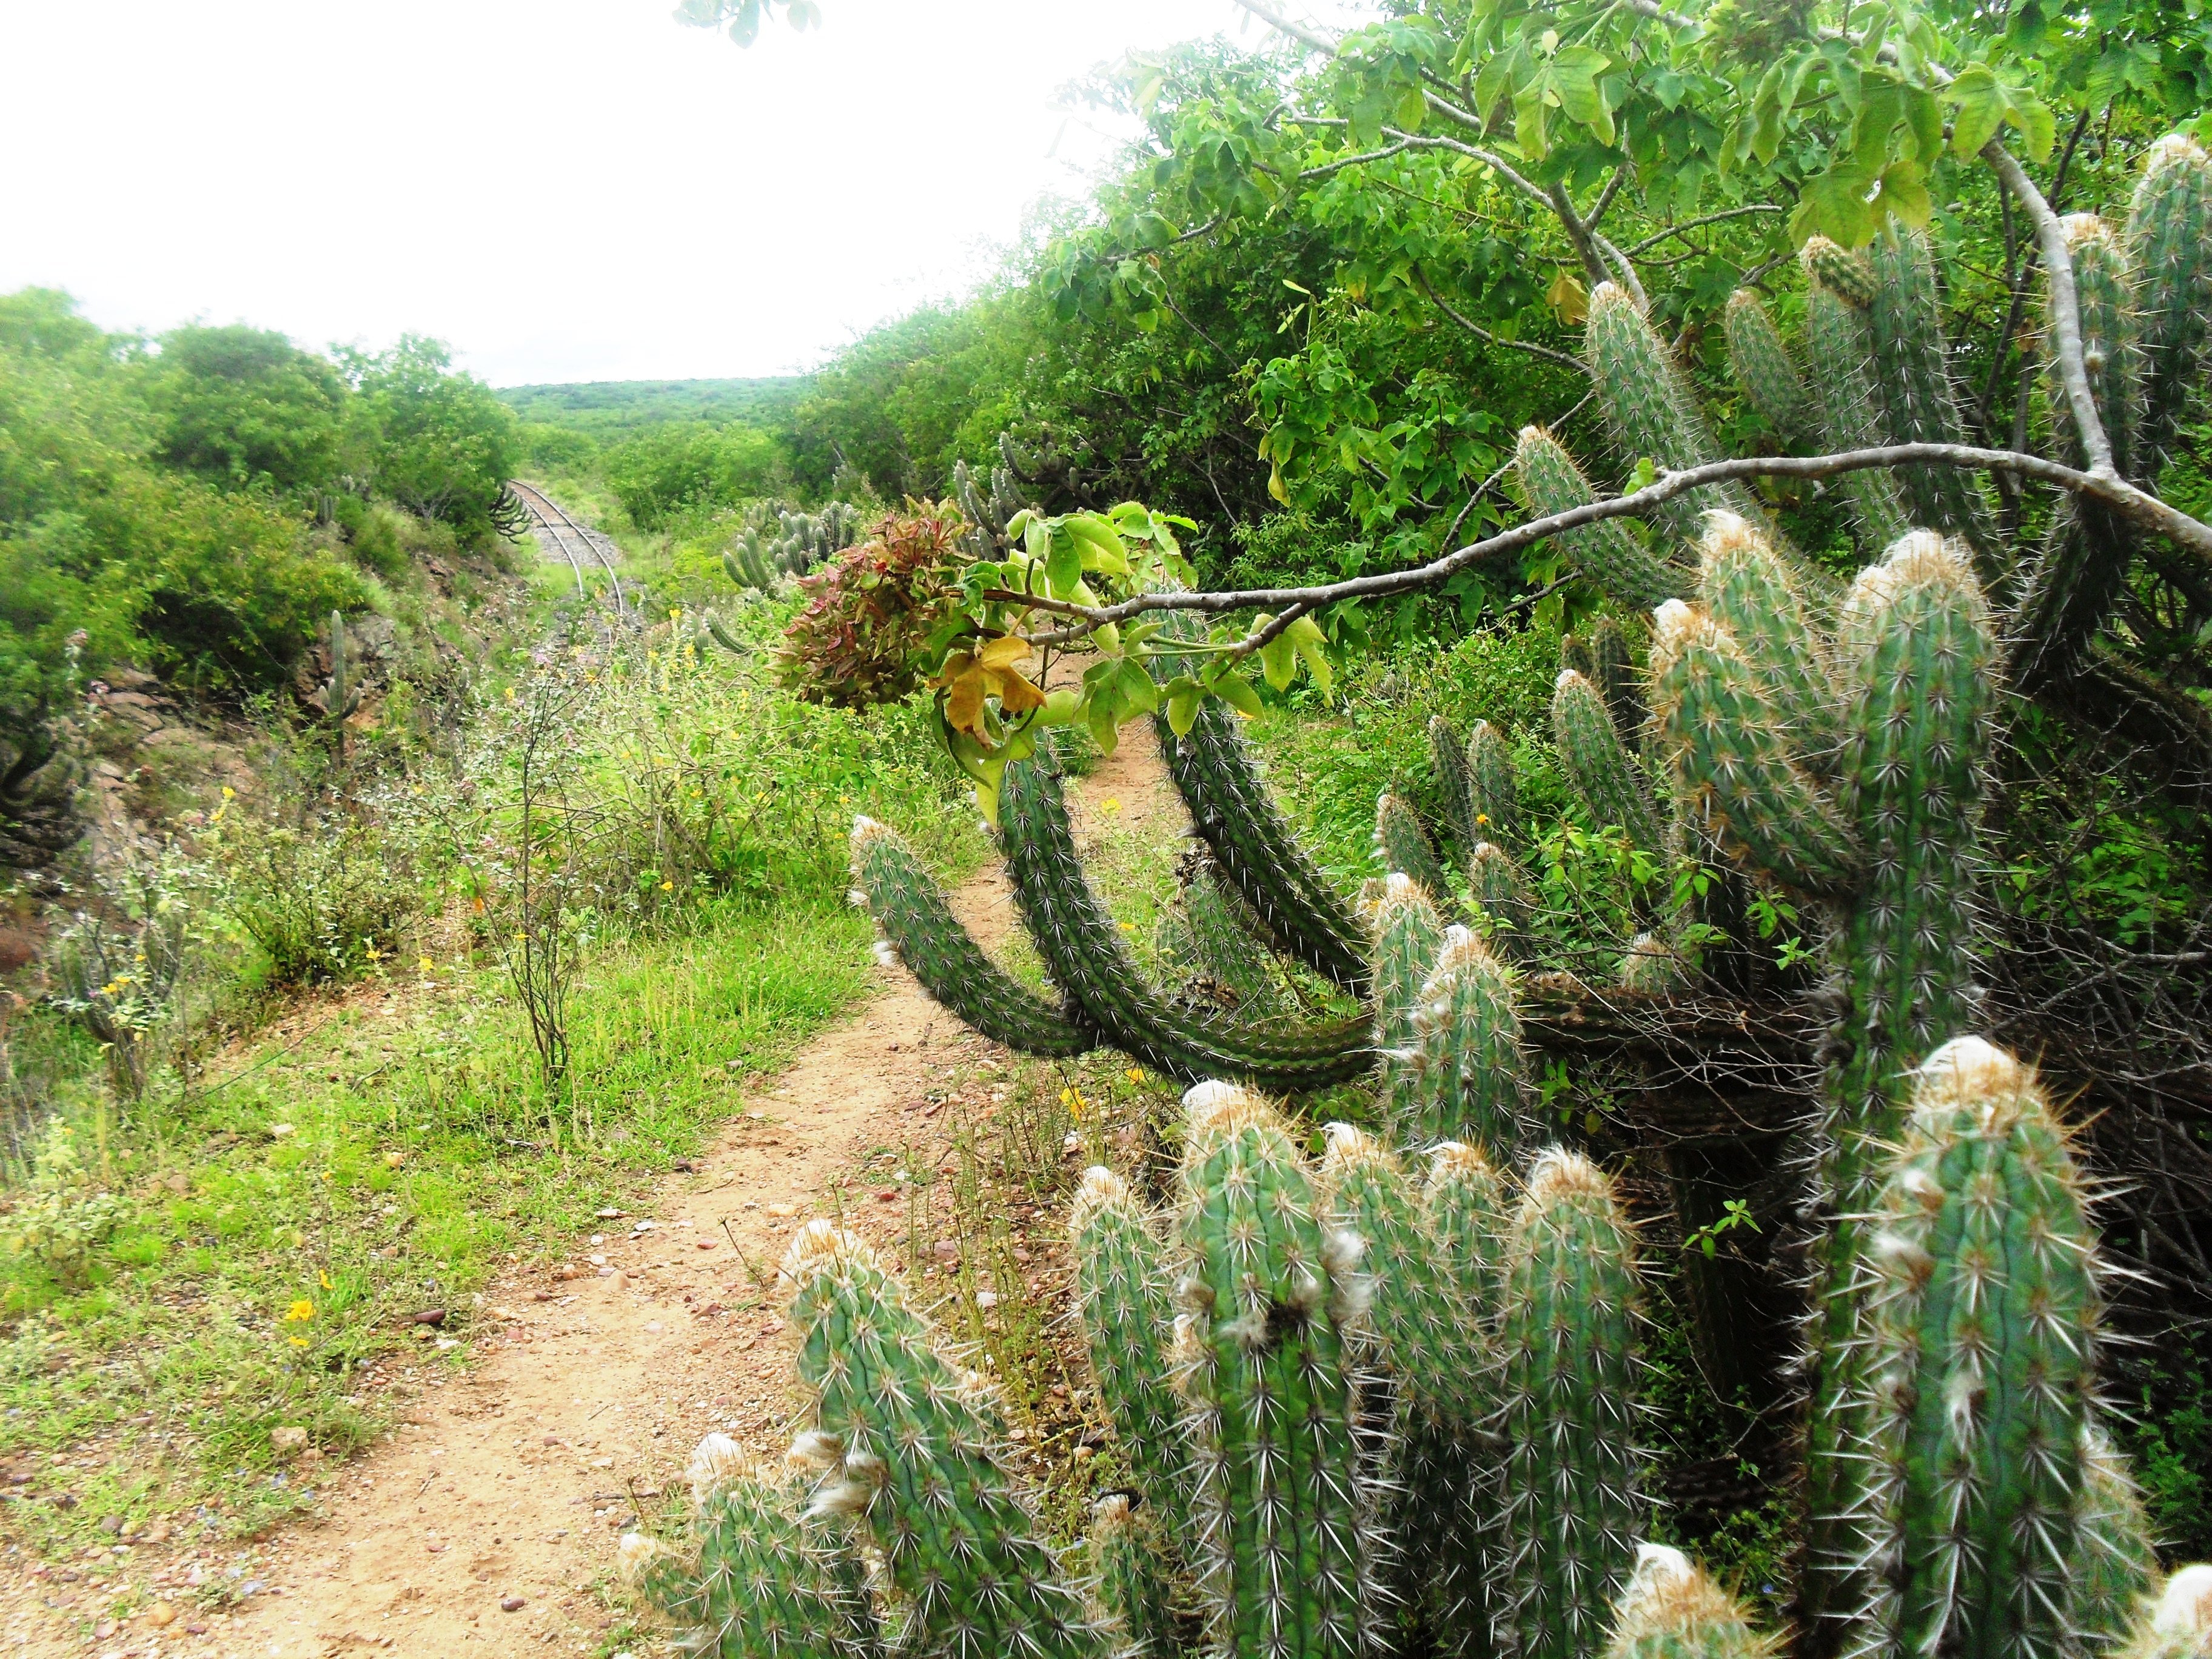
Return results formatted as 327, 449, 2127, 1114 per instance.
1858, 1039, 2105, 1659
1089, 1492, 1178, 1659
2072, 1424, 2163, 1657
1604, 1545, 1779, 1659
1724, 287, 1806, 438
1592, 615, 1644, 732
1800, 239, 1915, 554
2125, 133, 2212, 477
1371, 871, 1447, 1059
1553, 667, 1664, 851
1466, 718, 1522, 852
1497, 1148, 1651, 1659
1513, 423, 1682, 612
1467, 840, 1537, 944
1170, 1082, 1378, 1659
1375, 789, 1454, 906
779, 1220, 1093, 1657
1070, 1166, 1187, 1526
1402, 924, 1532, 1156
1430, 714, 1477, 850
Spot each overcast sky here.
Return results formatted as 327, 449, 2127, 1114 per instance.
2, 1, 1358, 387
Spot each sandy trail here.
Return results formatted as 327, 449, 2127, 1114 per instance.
2, 733, 1173, 1658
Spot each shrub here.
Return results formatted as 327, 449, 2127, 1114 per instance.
774, 504, 967, 709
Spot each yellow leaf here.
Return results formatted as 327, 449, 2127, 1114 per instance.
988, 667, 1048, 717
977, 635, 1032, 671
943, 664, 988, 737
1547, 269, 1590, 324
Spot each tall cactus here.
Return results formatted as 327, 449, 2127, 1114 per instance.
2072, 1423, 2163, 1657
1090, 1492, 1179, 1659
779, 1220, 1093, 1657
1070, 1166, 1187, 1526
1430, 714, 1477, 850
1592, 615, 1644, 732
1858, 1039, 2104, 1659
2126, 133, 2212, 479
1375, 789, 1455, 905
1466, 719, 1523, 851
1403, 925, 1532, 1156
1372, 872, 1447, 1059
1497, 1148, 1650, 1659
1553, 668, 1664, 851
1513, 423, 1683, 611
1800, 240, 1915, 554
1170, 1082, 1378, 1659
1466, 840, 1537, 944
1604, 1545, 1779, 1659
1724, 287, 1806, 438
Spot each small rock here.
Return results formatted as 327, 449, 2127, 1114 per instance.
270, 1427, 309, 1458
932, 1241, 960, 1263
766, 1203, 796, 1218
501, 1595, 526, 1613
532, 1289, 555, 1301
147, 1601, 177, 1627
491, 1306, 518, 1321
267, 1124, 296, 1139
586, 1254, 608, 1267
95, 1620, 117, 1639
96, 1515, 122, 1535
412, 1309, 447, 1327
595, 1208, 625, 1219
875, 1189, 898, 1203
695, 1239, 716, 1250
671, 1158, 697, 1173
975, 1290, 999, 1309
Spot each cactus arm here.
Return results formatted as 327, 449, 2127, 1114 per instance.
1865, 221, 2003, 568
1153, 685, 1372, 990
1070, 1167, 1189, 1528
1372, 873, 1448, 1059
1498, 1148, 1651, 1659
1375, 790, 1456, 907
1429, 715, 1475, 851
1000, 754, 1373, 1092
782, 1221, 1094, 1658
1649, 603, 1860, 897
1466, 720, 1522, 852
1406, 926, 1533, 1157
850, 818, 1096, 1058
1723, 288, 1806, 438
1176, 860, 1293, 1020
1466, 840, 1537, 948
1090, 1493, 1179, 1659
1695, 515, 1838, 764
1512, 424, 1684, 611
1553, 668, 1665, 853
1592, 616, 1646, 732
1173, 1084, 1376, 1659
2126, 134, 2212, 480
1801, 251, 1916, 555
2070, 1423, 2162, 1657
1861, 1041, 2101, 1659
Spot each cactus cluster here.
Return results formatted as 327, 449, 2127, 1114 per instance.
722, 500, 866, 593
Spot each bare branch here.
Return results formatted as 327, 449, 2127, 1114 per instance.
1228, 0, 1339, 55
1620, 204, 1786, 256
1983, 139, 2114, 477
1412, 267, 1590, 372
1005, 441, 2212, 645
1299, 139, 1424, 181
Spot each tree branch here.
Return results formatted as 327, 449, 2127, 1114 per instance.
1228, 0, 1339, 55
1412, 267, 1590, 372
1620, 204, 1786, 256
1004, 442, 2212, 644
1982, 139, 2115, 478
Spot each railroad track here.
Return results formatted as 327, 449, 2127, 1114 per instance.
508, 480, 629, 612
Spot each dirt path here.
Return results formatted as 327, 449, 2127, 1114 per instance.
0, 734, 1175, 1659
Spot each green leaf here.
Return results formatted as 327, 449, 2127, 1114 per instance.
1045, 529, 1083, 598
1114, 655, 1160, 716
1209, 669, 1262, 719
1943, 64, 2005, 158
1285, 614, 1334, 697
2008, 89, 2056, 162
1166, 681, 1201, 737
1258, 628, 1298, 692
1876, 157, 1932, 228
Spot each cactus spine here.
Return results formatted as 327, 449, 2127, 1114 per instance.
1430, 715, 1476, 851
780, 1220, 1093, 1657
1372, 873, 1447, 1060
1466, 719, 1521, 851
1070, 1167, 1187, 1527
1498, 1148, 1650, 1659
1724, 288, 1806, 437
1171, 1082, 1376, 1659
1860, 1039, 2103, 1659
1404, 925, 1530, 1158
1800, 243, 1915, 554
1513, 423, 1682, 611
1090, 1492, 1179, 1659
2072, 1424, 2162, 1657
2126, 133, 2212, 478
1592, 615, 1645, 731
1697, 513, 1838, 763
1554, 668, 1665, 851
1467, 840, 1536, 944
1375, 789, 1454, 906
851, 817, 1094, 1057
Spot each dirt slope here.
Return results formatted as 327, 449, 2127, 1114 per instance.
0, 734, 1172, 1659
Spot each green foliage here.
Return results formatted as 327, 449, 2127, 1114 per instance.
344, 335, 520, 545
601, 421, 789, 529
150, 324, 347, 496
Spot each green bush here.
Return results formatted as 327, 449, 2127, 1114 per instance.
601, 421, 788, 529
148, 324, 347, 497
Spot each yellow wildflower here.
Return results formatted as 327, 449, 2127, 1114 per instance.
284, 1299, 315, 1324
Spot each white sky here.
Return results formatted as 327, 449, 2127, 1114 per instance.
0, 1, 1364, 386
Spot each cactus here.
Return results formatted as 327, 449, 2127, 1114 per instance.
850, 817, 1094, 1057
1371, 872, 1448, 1061
780, 1220, 1093, 1657
1403, 925, 1531, 1156
1800, 243, 1915, 554
1618, 929, 1687, 992
1497, 1148, 1650, 1659
1554, 668, 1665, 852
1466, 839, 1537, 943
1724, 288, 1805, 437
1563, 631, 1598, 683
1592, 615, 1644, 732
1090, 1493, 1179, 1659
1513, 424, 1682, 612
1319, 1125, 1499, 1659
1858, 1039, 2103, 1659
1070, 1167, 1187, 1527
1170, 1082, 1377, 1659
2127, 133, 2212, 480
1429, 714, 1476, 850
1375, 789, 1454, 905
1157, 853, 1292, 1021
1605, 1545, 1779, 1659
1695, 513, 1837, 763
1864, 221, 2000, 565
2072, 1423, 2163, 1657
619, 1438, 876, 1658
1584, 281, 1766, 545
1466, 719, 1522, 851
998, 751, 1373, 1091
321, 611, 361, 726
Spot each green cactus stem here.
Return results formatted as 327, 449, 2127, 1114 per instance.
1372, 872, 1448, 1060
1801, 250, 1915, 556
850, 817, 1094, 1058
1861, 1039, 2103, 1659
1498, 1148, 1650, 1659
1724, 289, 1805, 437
1563, 632, 1598, 683
1171, 1082, 1376, 1659
1161, 856, 1292, 1021
1430, 716, 1476, 851
618, 1439, 876, 1659
2127, 133, 2212, 479
2119, 1566, 2212, 1659
1696, 514, 1838, 765
781, 1220, 1093, 1658
1152, 655, 1370, 990
1404, 925, 1531, 1158
1513, 424, 1682, 612
1070, 1166, 1187, 1526
1865, 220, 2000, 566
1604, 1546, 1779, 1659
1801, 234, 1879, 307
1592, 615, 1644, 733
1090, 1492, 1179, 1659
999, 752, 1372, 1092
1466, 720, 1522, 851
1466, 841, 1537, 945
2071, 1424, 2162, 1657
1554, 668, 1665, 853
1584, 282, 1766, 546
1423, 1139, 1510, 1313
1376, 791, 1455, 907
1618, 930, 1687, 993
